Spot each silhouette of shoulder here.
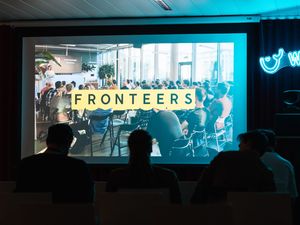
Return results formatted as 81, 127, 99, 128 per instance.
191, 151, 275, 204
21, 152, 86, 165
261, 152, 298, 197
106, 165, 181, 203
209, 151, 274, 181
16, 153, 94, 203
107, 165, 177, 187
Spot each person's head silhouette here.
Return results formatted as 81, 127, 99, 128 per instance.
128, 129, 152, 166
238, 130, 268, 156
258, 129, 277, 149
46, 123, 74, 155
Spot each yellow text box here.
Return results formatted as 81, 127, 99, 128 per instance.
71, 89, 195, 111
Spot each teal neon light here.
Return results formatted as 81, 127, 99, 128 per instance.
259, 48, 300, 74
259, 48, 284, 74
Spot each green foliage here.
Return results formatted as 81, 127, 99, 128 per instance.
35, 51, 61, 67
35, 51, 61, 75
98, 64, 115, 79
82, 63, 96, 72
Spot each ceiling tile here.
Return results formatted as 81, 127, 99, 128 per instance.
0, 0, 300, 22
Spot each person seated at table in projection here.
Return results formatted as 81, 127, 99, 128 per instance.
147, 109, 183, 157
167, 80, 177, 89
181, 87, 210, 137
207, 82, 232, 132
16, 123, 94, 203
176, 80, 183, 89
109, 79, 119, 90
106, 129, 182, 203
182, 79, 190, 89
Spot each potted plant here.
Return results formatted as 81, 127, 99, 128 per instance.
81, 63, 96, 72
98, 64, 115, 80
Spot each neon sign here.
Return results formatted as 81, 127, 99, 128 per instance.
259, 48, 300, 74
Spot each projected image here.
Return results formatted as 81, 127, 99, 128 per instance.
34, 42, 234, 162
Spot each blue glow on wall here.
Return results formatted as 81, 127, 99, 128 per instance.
288, 51, 300, 67
260, 48, 300, 74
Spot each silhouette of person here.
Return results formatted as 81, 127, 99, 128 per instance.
181, 87, 210, 136
259, 129, 298, 198
147, 110, 183, 157
16, 123, 94, 203
191, 130, 275, 204
106, 129, 182, 203
207, 82, 232, 131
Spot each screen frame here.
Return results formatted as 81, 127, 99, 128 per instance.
22, 33, 247, 164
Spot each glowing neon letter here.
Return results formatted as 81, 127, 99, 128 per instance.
288, 51, 300, 67
259, 48, 284, 74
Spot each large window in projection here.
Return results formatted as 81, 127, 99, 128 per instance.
22, 33, 247, 164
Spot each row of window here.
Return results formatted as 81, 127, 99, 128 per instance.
98, 43, 234, 84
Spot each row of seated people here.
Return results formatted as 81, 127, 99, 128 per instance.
36, 78, 232, 156
16, 124, 298, 205
36, 77, 230, 124
76, 82, 232, 156
36, 77, 221, 121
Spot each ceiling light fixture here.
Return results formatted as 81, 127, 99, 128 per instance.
154, 0, 172, 11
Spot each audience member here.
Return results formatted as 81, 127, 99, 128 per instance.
121, 80, 129, 89
106, 130, 182, 203
65, 83, 73, 97
168, 81, 177, 89
203, 80, 214, 107
16, 124, 94, 203
176, 80, 183, 89
203, 80, 214, 96
135, 81, 142, 89
45, 81, 62, 121
192, 81, 199, 88
52, 83, 73, 122
207, 82, 232, 131
182, 79, 190, 88
259, 129, 298, 198
181, 87, 210, 136
191, 130, 275, 204
40, 82, 52, 120
109, 79, 118, 90
147, 110, 183, 157
238, 130, 269, 156
155, 79, 160, 88
61, 81, 67, 94
40, 82, 50, 96
71, 81, 76, 90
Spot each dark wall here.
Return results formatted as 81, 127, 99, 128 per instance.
0, 26, 20, 180
1, 21, 294, 181
258, 20, 300, 196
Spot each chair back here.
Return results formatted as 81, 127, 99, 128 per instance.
118, 188, 170, 202
179, 181, 197, 205
1, 203, 96, 225
171, 137, 193, 157
151, 203, 233, 225
228, 192, 293, 225
0, 181, 16, 193
0, 192, 52, 205
95, 181, 107, 197
96, 192, 167, 225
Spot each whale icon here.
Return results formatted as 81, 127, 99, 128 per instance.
259, 48, 284, 74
